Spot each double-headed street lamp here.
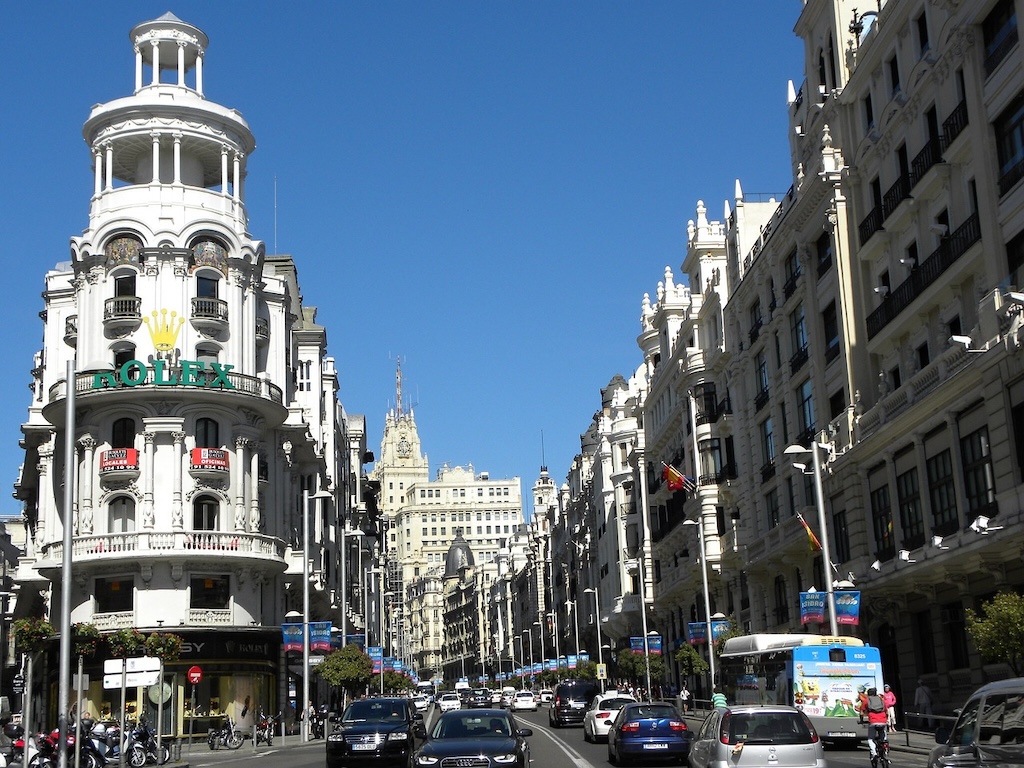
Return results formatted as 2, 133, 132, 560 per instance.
300, 488, 332, 742
523, 629, 534, 684
784, 441, 838, 635
682, 517, 717, 692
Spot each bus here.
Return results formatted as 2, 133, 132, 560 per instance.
718, 634, 884, 744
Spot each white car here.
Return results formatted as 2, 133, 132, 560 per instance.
583, 693, 637, 742
411, 695, 430, 712
538, 689, 554, 705
510, 690, 538, 712
490, 689, 503, 705
437, 693, 462, 712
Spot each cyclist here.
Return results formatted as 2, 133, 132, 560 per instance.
865, 687, 888, 766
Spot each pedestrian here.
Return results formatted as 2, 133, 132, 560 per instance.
678, 684, 691, 714
865, 687, 888, 764
882, 684, 897, 732
913, 679, 933, 730
712, 689, 727, 708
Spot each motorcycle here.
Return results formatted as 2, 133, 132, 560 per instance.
310, 705, 327, 739
254, 711, 279, 746
81, 718, 121, 761
126, 718, 168, 766
1, 722, 22, 766
207, 715, 243, 750
28, 725, 102, 768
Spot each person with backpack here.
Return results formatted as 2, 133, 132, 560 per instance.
865, 687, 888, 765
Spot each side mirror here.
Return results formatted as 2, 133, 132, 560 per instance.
935, 725, 951, 744
517, 728, 533, 738
413, 724, 426, 739
413, 713, 423, 722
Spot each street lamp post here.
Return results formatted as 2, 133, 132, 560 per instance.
784, 441, 838, 635
301, 488, 332, 742
682, 518, 716, 693
547, 611, 561, 673
583, 587, 604, 692
523, 629, 534, 685
569, 600, 581, 657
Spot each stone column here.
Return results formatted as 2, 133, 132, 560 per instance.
143, 431, 156, 528
250, 447, 261, 532
78, 435, 96, 535
234, 436, 248, 531
150, 40, 160, 86
172, 431, 185, 529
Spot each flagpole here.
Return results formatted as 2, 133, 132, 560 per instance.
687, 390, 716, 692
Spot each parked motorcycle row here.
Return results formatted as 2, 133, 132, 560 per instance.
11, 716, 170, 768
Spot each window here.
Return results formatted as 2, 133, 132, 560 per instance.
193, 496, 219, 530
829, 390, 845, 420
916, 13, 930, 56
798, 380, 814, 435
111, 417, 136, 449
831, 504, 850, 564
942, 601, 971, 669
984, 0, 1018, 76
190, 576, 230, 609
912, 610, 937, 673
196, 417, 219, 448
864, 93, 875, 131
961, 427, 996, 514
760, 418, 775, 463
765, 488, 780, 530
917, 341, 930, 370
816, 231, 833, 275
996, 93, 1024, 195
822, 301, 839, 356
790, 305, 808, 353
756, 351, 769, 393
109, 497, 136, 533
114, 346, 136, 370
197, 275, 219, 299
197, 346, 219, 365
870, 483, 894, 557
114, 273, 137, 297
96, 577, 134, 613
773, 575, 789, 623
896, 468, 924, 547
888, 55, 901, 96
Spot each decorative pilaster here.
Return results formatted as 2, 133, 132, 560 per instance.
249, 448, 261, 532
78, 435, 96, 534
172, 431, 185, 529
143, 431, 156, 527
233, 436, 249, 531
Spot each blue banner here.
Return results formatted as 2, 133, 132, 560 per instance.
578, 651, 590, 664
310, 621, 332, 651
836, 590, 862, 625
630, 637, 645, 654
282, 623, 303, 652
648, 636, 662, 656
369, 646, 383, 673
687, 620, 730, 645
800, 591, 826, 625
568, 654, 577, 669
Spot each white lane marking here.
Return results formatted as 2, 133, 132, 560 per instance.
527, 719, 598, 768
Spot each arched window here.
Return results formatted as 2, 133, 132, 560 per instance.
113, 345, 136, 370
196, 417, 219, 448
193, 496, 219, 531
109, 497, 136, 533
111, 417, 136, 449
196, 346, 219, 365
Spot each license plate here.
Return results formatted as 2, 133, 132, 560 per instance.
827, 731, 857, 737
643, 743, 669, 750
571, 701, 584, 709
352, 744, 376, 751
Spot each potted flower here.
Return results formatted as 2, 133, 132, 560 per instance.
73, 623, 102, 658
106, 627, 145, 658
13, 616, 54, 655
145, 632, 184, 662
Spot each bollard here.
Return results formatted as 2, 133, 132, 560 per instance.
171, 740, 182, 762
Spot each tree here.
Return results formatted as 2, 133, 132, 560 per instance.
371, 670, 413, 694
674, 642, 709, 682
316, 644, 373, 700
614, 649, 666, 686
966, 591, 1024, 675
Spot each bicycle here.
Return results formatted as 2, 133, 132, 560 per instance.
869, 724, 890, 768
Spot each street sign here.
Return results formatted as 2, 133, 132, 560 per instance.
11, 675, 24, 694
187, 666, 202, 684
103, 670, 160, 689
596, 663, 608, 680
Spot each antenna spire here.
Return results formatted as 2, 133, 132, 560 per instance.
395, 356, 403, 416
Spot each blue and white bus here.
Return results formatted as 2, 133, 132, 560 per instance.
718, 634, 884, 744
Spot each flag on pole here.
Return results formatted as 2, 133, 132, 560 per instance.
682, 475, 698, 494
796, 513, 823, 551
662, 463, 686, 492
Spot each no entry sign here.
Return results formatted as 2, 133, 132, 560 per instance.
187, 665, 203, 684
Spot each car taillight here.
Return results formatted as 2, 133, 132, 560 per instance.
798, 712, 820, 743
596, 711, 611, 719
669, 720, 687, 732
621, 722, 640, 733
719, 713, 732, 744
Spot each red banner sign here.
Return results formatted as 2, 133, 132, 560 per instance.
191, 448, 229, 470
100, 448, 139, 472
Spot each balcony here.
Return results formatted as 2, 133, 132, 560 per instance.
103, 296, 142, 331
749, 319, 763, 345
754, 388, 770, 412
98, 448, 141, 485
190, 296, 229, 333
783, 272, 800, 300
882, 174, 912, 223
942, 99, 968, 151
255, 316, 270, 346
64, 315, 78, 347
760, 461, 776, 483
866, 212, 981, 338
858, 207, 884, 246
37, 529, 287, 576
789, 345, 809, 374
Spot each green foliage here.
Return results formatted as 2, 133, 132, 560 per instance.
674, 642, 710, 678
315, 644, 373, 698
561, 660, 597, 680
372, 670, 413, 694
72, 623, 102, 658
966, 591, 1024, 675
145, 632, 184, 662
106, 627, 145, 658
14, 617, 54, 655
613, 649, 666, 684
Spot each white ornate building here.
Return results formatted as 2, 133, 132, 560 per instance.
11, 13, 365, 733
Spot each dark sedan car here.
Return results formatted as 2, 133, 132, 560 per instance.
467, 688, 493, 708
412, 709, 532, 768
326, 697, 421, 768
607, 701, 691, 765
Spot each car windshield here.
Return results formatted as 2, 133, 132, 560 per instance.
722, 712, 814, 745
432, 714, 512, 739
342, 701, 407, 723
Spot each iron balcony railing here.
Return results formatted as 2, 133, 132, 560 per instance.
104, 296, 142, 321
942, 99, 968, 148
858, 207, 884, 246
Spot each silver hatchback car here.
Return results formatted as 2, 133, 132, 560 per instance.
689, 705, 827, 768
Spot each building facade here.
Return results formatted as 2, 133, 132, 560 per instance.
11, 13, 362, 734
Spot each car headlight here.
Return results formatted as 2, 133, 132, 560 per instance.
327, 734, 344, 743
492, 754, 517, 764
388, 732, 408, 741
414, 756, 439, 766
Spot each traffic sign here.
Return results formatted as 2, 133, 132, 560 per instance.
596, 663, 608, 680
103, 670, 160, 689
187, 666, 203, 684
11, 674, 24, 694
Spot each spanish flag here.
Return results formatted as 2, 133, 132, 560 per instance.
796, 512, 823, 551
662, 462, 686, 492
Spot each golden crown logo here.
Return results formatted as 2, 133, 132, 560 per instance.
143, 309, 185, 352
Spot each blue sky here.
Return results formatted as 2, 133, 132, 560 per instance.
1, 3, 803, 517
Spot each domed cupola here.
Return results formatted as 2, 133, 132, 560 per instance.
444, 531, 475, 578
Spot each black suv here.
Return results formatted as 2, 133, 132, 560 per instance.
467, 688, 493, 708
326, 697, 421, 768
549, 680, 600, 727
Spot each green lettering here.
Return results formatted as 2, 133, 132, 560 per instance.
209, 363, 235, 389
152, 359, 179, 386
181, 360, 205, 386
119, 360, 147, 387
93, 371, 118, 389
